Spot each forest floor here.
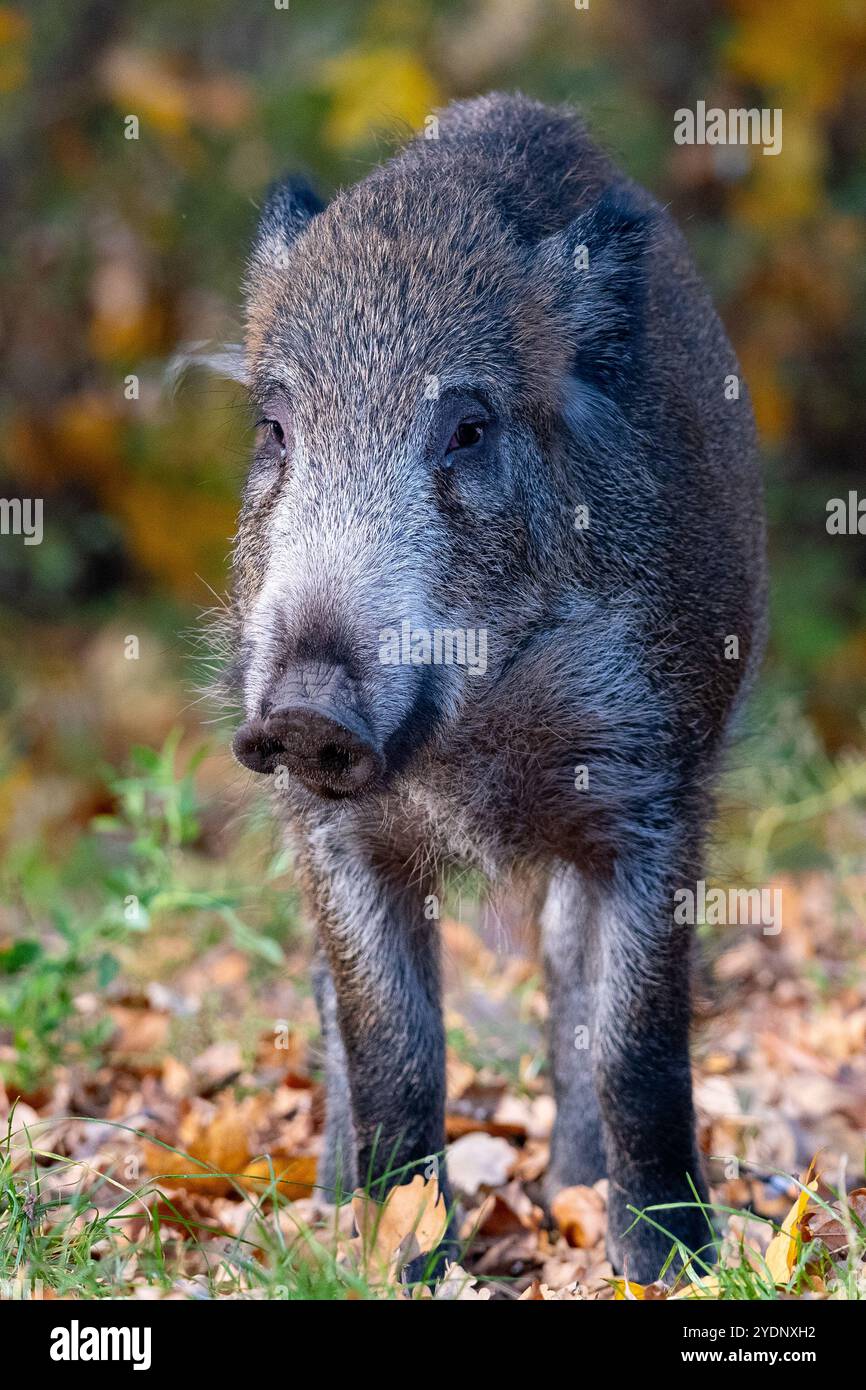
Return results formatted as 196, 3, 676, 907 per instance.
2, 683, 866, 1300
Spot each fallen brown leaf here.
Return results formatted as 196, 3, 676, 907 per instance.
801, 1187, 866, 1261
239, 1154, 317, 1201
108, 1006, 169, 1062
520, 1279, 586, 1300
351, 1176, 449, 1283
144, 1093, 266, 1195
474, 1181, 543, 1237
551, 1184, 606, 1249
431, 1262, 492, 1300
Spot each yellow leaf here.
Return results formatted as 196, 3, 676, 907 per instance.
239, 1154, 317, 1202
732, 113, 824, 229
727, 0, 866, 114
321, 46, 440, 152
612, 1278, 648, 1300
764, 1177, 818, 1283
101, 47, 190, 136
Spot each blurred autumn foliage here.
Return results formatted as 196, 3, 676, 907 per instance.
0, 0, 865, 846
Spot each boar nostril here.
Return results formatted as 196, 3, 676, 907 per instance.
318, 742, 353, 776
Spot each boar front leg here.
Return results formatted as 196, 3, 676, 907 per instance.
540, 867, 607, 1196
304, 831, 447, 1201
591, 850, 713, 1281
311, 947, 357, 1196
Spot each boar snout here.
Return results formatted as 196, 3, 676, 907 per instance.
232, 662, 384, 798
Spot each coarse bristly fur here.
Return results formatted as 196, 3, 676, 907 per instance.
219, 92, 767, 1281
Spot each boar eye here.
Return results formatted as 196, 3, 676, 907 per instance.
445, 420, 485, 455
257, 417, 287, 462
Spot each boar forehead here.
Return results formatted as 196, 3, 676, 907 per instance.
246, 176, 568, 427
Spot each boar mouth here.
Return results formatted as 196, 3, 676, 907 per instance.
381, 664, 445, 778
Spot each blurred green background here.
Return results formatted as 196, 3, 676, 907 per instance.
1, 0, 865, 865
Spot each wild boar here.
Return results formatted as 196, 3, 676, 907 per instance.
227, 92, 767, 1280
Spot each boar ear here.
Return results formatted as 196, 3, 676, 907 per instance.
535, 189, 652, 400
251, 174, 325, 274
